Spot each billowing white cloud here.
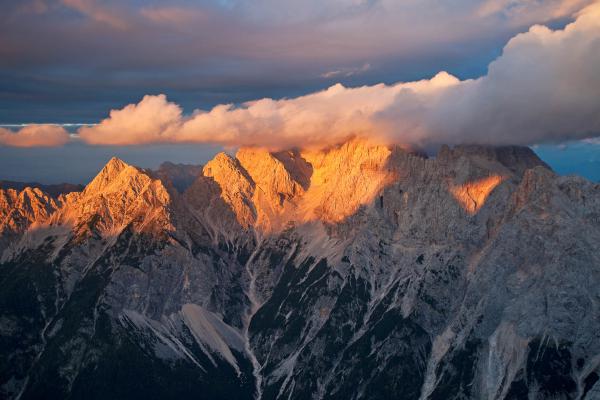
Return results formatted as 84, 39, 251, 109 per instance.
76, 2, 600, 150
425, 1, 600, 145
77, 72, 459, 149
78, 94, 182, 145
0, 124, 70, 147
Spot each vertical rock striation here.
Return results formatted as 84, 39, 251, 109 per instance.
0, 141, 599, 400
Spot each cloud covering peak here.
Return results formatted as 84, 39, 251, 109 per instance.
73, 2, 600, 150
5, 1, 600, 150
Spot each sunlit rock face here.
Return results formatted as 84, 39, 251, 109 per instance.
0, 187, 58, 236
298, 139, 395, 223
449, 175, 506, 215
185, 151, 257, 234
0, 181, 84, 198
0, 187, 60, 255
236, 147, 306, 231
189, 139, 398, 232
1, 140, 600, 400
51, 157, 174, 239
188, 140, 551, 232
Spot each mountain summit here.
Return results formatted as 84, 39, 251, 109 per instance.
1, 140, 599, 400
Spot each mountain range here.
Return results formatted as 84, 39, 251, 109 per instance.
1, 139, 599, 400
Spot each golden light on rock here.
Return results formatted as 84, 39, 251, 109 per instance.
449, 175, 505, 215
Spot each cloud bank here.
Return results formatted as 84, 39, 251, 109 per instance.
77, 72, 460, 149
0, 124, 69, 147
2, 0, 593, 125
78, 2, 600, 150
9, 2, 600, 150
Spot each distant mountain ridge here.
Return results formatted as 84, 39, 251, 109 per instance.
1, 139, 599, 400
155, 162, 203, 193
0, 181, 83, 198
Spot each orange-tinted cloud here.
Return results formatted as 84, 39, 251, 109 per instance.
476, 0, 590, 23
0, 125, 70, 147
77, 72, 459, 149
61, 0, 128, 29
140, 6, 208, 26
76, 2, 600, 150
5, 2, 597, 151
78, 94, 182, 145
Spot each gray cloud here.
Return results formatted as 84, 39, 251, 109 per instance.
1, 0, 591, 78
73, 3, 600, 149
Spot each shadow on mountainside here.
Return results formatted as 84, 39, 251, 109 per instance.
2, 142, 600, 400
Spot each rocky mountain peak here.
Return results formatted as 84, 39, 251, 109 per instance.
1, 138, 599, 400
184, 140, 401, 232
0, 186, 58, 236
0, 180, 83, 198
298, 138, 395, 222
82, 156, 130, 195
0, 141, 555, 241
236, 147, 306, 204
56, 157, 173, 237
203, 152, 254, 191
437, 144, 550, 178
99, 156, 128, 174
201, 152, 255, 214
187, 139, 424, 230
185, 152, 257, 230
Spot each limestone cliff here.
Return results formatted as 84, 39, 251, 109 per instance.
0, 187, 58, 241
54, 157, 173, 238
1, 141, 599, 400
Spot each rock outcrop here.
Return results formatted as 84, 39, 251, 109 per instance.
0, 181, 83, 198
0, 187, 59, 253
1, 140, 599, 400
0, 187, 58, 235
53, 157, 174, 238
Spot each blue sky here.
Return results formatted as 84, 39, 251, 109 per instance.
534, 142, 600, 182
1, 0, 599, 182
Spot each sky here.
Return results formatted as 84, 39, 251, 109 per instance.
0, 0, 599, 183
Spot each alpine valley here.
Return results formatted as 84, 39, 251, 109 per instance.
1, 139, 599, 400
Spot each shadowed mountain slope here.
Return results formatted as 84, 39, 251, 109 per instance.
1, 140, 599, 400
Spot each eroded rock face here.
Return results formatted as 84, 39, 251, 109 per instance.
0, 156, 253, 400
52, 157, 174, 239
0, 187, 58, 235
0, 187, 59, 254
298, 139, 395, 223
0, 181, 83, 198
186, 139, 398, 232
1, 141, 599, 400
185, 152, 257, 234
